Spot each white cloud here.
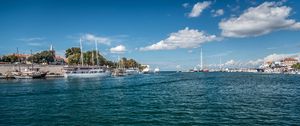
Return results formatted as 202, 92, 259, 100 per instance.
188, 1, 211, 18
110, 45, 126, 54
212, 9, 224, 17
81, 33, 111, 45
209, 51, 233, 57
263, 53, 300, 62
247, 59, 264, 66
225, 59, 238, 66
140, 27, 218, 51
18, 37, 44, 42
182, 3, 189, 8
219, 2, 300, 38
27, 42, 42, 46
246, 52, 300, 67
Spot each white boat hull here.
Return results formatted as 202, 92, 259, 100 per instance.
64, 72, 110, 78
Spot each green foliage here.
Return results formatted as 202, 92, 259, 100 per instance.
118, 57, 140, 68
65, 47, 81, 58
65, 48, 108, 66
28, 51, 55, 64
67, 53, 81, 65
292, 63, 300, 69
65, 48, 142, 68
1, 54, 18, 63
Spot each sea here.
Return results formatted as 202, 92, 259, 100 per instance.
0, 72, 300, 125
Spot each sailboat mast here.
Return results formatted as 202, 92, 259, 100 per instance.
200, 48, 203, 70
219, 56, 222, 70
95, 40, 99, 66
91, 48, 94, 66
17, 48, 21, 72
31, 50, 33, 69
80, 38, 84, 67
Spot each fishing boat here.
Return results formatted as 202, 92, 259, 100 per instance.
63, 38, 111, 78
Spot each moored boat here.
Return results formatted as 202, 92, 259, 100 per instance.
13, 68, 48, 79
63, 38, 111, 78
63, 66, 110, 78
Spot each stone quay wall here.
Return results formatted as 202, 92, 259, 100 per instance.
0, 64, 64, 75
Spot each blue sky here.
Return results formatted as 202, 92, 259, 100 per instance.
0, 0, 300, 70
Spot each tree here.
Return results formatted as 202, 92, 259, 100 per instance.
1, 54, 18, 63
117, 57, 140, 68
65, 47, 81, 58
292, 63, 300, 69
65, 48, 108, 66
67, 53, 81, 65
27, 51, 55, 64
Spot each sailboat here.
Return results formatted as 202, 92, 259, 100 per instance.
197, 48, 209, 72
112, 56, 128, 76
13, 49, 48, 79
63, 39, 111, 78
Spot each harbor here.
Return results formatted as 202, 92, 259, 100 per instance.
1, 0, 300, 125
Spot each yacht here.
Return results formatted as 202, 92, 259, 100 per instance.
126, 68, 140, 75
112, 68, 127, 76
154, 67, 160, 73
63, 39, 111, 78
63, 66, 110, 78
141, 65, 151, 74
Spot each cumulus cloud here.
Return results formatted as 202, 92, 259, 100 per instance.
219, 2, 300, 38
246, 52, 300, 67
140, 27, 218, 51
110, 45, 126, 54
246, 59, 264, 66
188, 1, 211, 18
212, 9, 224, 17
81, 33, 111, 45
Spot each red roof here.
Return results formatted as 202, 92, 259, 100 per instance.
283, 58, 298, 61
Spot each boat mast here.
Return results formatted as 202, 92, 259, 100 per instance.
219, 56, 222, 71
31, 49, 33, 69
95, 40, 99, 66
80, 38, 84, 67
200, 48, 203, 70
17, 48, 21, 72
91, 48, 94, 66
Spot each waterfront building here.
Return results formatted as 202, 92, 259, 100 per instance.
282, 58, 298, 68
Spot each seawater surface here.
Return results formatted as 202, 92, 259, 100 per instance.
1, 72, 300, 125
